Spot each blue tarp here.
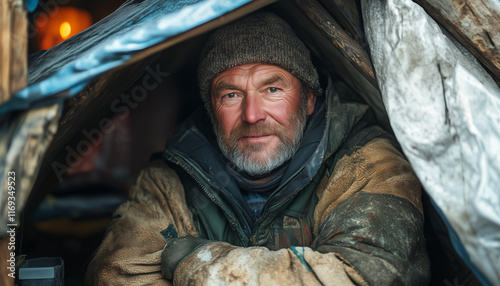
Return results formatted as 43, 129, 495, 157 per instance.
0, 0, 253, 116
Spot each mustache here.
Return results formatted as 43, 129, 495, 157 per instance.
229, 121, 286, 139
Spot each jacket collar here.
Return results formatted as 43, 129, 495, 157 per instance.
163, 77, 372, 233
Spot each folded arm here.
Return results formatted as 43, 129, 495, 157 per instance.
165, 138, 429, 285
84, 161, 197, 286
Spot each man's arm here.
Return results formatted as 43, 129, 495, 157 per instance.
311, 137, 429, 285
84, 161, 197, 286
164, 138, 430, 285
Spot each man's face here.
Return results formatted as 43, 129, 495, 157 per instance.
210, 63, 316, 176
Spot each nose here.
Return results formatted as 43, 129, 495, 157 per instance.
241, 94, 266, 124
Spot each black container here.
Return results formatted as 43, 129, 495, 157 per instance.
19, 257, 64, 286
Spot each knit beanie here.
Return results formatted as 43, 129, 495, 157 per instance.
198, 12, 322, 107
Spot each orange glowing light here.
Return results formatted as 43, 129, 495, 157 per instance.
35, 7, 93, 50
60, 21, 72, 39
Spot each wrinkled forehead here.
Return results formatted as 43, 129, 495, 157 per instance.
210, 63, 299, 92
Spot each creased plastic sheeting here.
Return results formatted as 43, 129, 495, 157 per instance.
0, 0, 252, 116
362, 0, 500, 284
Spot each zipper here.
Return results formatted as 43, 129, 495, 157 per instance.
254, 165, 307, 233
254, 162, 326, 244
165, 151, 250, 246
253, 194, 295, 245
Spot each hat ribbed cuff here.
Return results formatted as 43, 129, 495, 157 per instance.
198, 12, 321, 107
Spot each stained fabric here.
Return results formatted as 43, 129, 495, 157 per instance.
363, 0, 500, 283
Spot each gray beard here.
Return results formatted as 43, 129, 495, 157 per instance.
212, 100, 308, 176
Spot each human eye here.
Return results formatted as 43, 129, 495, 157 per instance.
219, 92, 240, 104
267, 87, 280, 93
264, 87, 285, 99
223, 92, 237, 99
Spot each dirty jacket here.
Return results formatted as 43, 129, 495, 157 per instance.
85, 81, 430, 285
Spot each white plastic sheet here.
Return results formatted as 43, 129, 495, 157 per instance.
363, 0, 500, 284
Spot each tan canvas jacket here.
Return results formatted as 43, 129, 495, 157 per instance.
85, 137, 429, 285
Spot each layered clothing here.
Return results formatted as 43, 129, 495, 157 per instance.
85, 80, 430, 285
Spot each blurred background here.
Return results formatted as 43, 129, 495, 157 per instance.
28, 0, 124, 53
21, 1, 194, 284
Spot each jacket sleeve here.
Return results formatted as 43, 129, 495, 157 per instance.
84, 161, 197, 286
167, 138, 430, 285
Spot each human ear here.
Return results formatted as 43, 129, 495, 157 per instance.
306, 90, 316, 116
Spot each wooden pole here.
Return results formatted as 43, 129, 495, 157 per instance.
317, 0, 366, 48
292, 0, 377, 87
0, 0, 12, 103
1, 0, 27, 103
1, 0, 27, 285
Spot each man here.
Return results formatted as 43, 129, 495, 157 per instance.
86, 12, 429, 285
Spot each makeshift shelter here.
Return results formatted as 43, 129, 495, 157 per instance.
1, 0, 499, 284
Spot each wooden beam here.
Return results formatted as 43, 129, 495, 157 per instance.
0, 0, 12, 103
414, 0, 500, 84
276, 1, 390, 130
0, 0, 27, 104
317, 0, 366, 48
9, 0, 27, 94
292, 0, 377, 87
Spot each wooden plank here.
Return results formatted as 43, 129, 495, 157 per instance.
9, 0, 27, 93
292, 0, 377, 87
0, 0, 13, 103
317, 0, 365, 48
414, 0, 500, 84
276, 1, 391, 130
0, 0, 27, 103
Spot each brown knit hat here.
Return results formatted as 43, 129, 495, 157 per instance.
198, 12, 321, 107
